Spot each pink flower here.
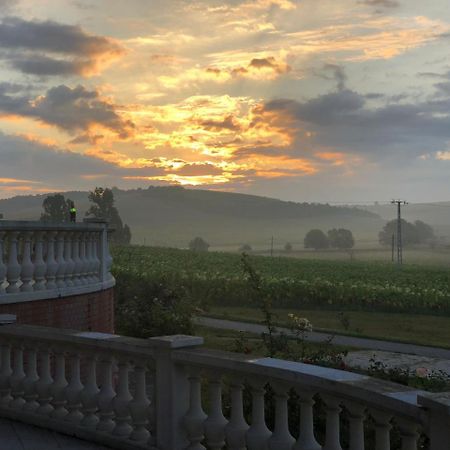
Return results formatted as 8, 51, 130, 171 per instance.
416, 367, 428, 378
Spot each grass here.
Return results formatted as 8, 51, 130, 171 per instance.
194, 325, 354, 355
203, 306, 450, 349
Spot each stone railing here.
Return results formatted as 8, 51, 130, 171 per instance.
0, 323, 448, 450
0, 220, 115, 304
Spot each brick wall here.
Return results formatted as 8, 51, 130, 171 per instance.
0, 288, 114, 333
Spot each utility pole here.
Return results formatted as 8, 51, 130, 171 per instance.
391, 199, 407, 265
270, 236, 274, 257
391, 233, 395, 263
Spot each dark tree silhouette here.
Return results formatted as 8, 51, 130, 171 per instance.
304, 229, 329, 250
189, 237, 210, 252
40, 194, 73, 223
86, 187, 131, 245
328, 228, 355, 249
379, 219, 435, 246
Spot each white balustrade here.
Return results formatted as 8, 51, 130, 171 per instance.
203, 374, 228, 450
0, 232, 6, 294
0, 324, 447, 450
184, 368, 207, 450
0, 221, 115, 303
50, 348, 69, 420
225, 378, 249, 450
65, 352, 84, 424
269, 382, 295, 450
23, 345, 39, 412
112, 358, 134, 437
20, 232, 34, 292
6, 231, 21, 293
246, 378, 271, 450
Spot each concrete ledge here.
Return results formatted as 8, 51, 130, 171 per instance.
0, 278, 115, 305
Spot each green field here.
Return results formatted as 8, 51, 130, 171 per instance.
113, 245, 450, 315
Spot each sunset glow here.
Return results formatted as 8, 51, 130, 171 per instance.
0, 0, 450, 201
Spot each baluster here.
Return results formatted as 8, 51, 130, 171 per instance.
112, 358, 133, 437
204, 373, 228, 450
97, 354, 116, 432
91, 232, 101, 282
184, 368, 207, 450
71, 232, 82, 286
10, 340, 26, 409
65, 352, 84, 424
23, 346, 39, 412
345, 402, 366, 450
33, 231, 46, 291
269, 383, 295, 450
322, 395, 343, 450
35, 348, 54, 416
0, 231, 6, 293
371, 410, 392, 450
293, 390, 321, 450
80, 353, 99, 429
20, 231, 34, 292
50, 349, 68, 420
246, 378, 271, 450
79, 233, 88, 285
225, 378, 249, 450
55, 231, 67, 289
6, 231, 21, 293
129, 363, 151, 443
0, 340, 12, 406
64, 231, 75, 287
85, 232, 94, 283
105, 229, 113, 281
45, 231, 58, 290
397, 419, 419, 450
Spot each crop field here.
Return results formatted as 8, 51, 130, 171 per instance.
112, 246, 450, 315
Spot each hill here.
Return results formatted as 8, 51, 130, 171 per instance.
0, 186, 382, 248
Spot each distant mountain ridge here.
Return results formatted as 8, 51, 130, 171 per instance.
0, 186, 381, 247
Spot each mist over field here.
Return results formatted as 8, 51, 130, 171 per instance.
1, 186, 450, 265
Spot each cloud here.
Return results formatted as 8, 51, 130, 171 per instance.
0, 84, 134, 139
264, 84, 450, 162
358, 0, 400, 8
0, 16, 124, 76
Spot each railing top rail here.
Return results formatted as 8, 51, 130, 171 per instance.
0, 220, 107, 232
0, 324, 156, 360
173, 346, 427, 423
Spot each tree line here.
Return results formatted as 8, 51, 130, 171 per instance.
40, 187, 131, 245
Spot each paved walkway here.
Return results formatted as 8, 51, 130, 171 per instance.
196, 316, 450, 360
0, 418, 110, 450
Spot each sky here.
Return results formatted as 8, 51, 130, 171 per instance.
0, 0, 450, 202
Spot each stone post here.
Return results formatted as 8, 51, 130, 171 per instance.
418, 393, 450, 450
149, 335, 204, 450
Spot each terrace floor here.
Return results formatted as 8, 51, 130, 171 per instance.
0, 418, 110, 450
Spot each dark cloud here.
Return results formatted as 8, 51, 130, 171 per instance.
0, 132, 164, 191
0, 16, 124, 76
358, 0, 400, 8
316, 64, 347, 91
264, 85, 450, 161
195, 114, 242, 132
173, 163, 223, 176
0, 84, 134, 138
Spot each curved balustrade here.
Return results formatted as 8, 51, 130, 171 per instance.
0, 220, 115, 303
0, 324, 448, 449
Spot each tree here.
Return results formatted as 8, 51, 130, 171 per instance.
414, 220, 435, 243
85, 187, 131, 245
40, 194, 73, 223
328, 228, 354, 249
304, 229, 329, 250
239, 244, 252, 253
378, 219, 434, 246
284, 242, 293, 252
189, 237, 210, 252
